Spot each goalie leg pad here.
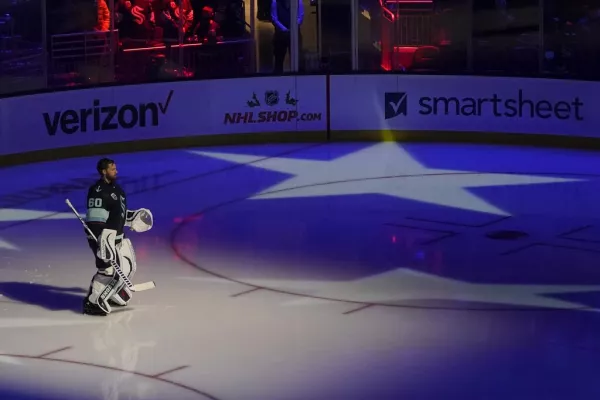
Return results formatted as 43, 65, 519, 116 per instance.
110, 285, 132, 306
121, 238, 137, 279
109, 239, 136, 306
97, 229, 118, 262
87, 267, 119, 314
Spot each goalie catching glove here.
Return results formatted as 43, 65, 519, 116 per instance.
125, 208, 153, 232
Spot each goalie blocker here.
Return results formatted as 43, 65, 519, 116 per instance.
82, 158, 154, 316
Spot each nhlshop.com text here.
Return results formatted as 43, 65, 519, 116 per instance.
224, 110, 322, 124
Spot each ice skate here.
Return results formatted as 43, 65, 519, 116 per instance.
83, 299, 108, 316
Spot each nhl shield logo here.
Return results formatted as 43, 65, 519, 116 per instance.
264, 90, 279, 106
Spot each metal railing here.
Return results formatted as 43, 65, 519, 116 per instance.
49, 29, 117, 87
381, 11, 436, 71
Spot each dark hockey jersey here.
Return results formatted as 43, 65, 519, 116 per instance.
86, 179, 128, 241
117, 0, 156, 39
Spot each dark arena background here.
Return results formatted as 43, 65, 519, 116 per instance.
2, 1, 600, 399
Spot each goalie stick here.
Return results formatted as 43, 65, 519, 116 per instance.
65, 199, 156, 292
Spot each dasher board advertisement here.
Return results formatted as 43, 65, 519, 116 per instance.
0, 76, 327, 156
210, 75, 326, 134
0, 81, 194, 155
329, 74, 599, 137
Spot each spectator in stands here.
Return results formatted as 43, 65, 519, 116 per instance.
116, 0, 157, 44
95, 0, 111, 31
271, 0, 303, 73
158, 0, 194, 41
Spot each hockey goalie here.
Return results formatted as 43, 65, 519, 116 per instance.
82, 158, 154, 316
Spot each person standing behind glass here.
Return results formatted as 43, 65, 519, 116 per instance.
271, 0, 304, 73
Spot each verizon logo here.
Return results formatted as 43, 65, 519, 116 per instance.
43, 90, 174, 135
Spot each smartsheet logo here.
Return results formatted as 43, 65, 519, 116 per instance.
43, 90, 174, 135
384, 92, 408, 119
384, 89, 584, 121
418, 90, 584, 120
